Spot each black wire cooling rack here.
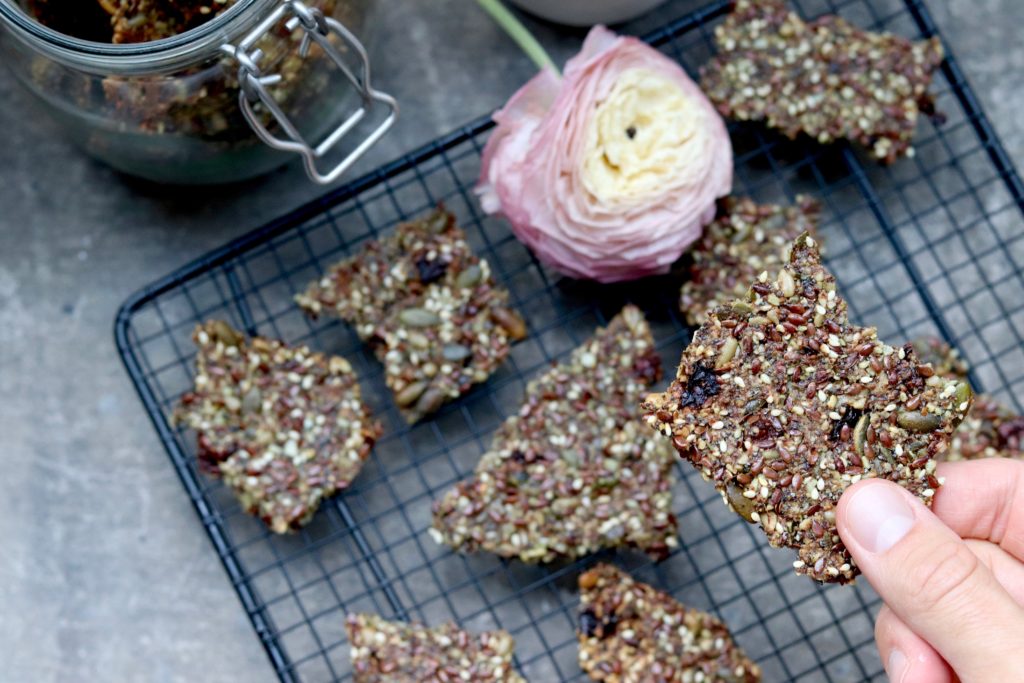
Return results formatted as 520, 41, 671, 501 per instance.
115, 0, 1024, 680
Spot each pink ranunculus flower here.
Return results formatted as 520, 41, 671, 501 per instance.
477, 26, 733, 283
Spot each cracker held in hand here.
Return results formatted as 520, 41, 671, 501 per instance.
577, 564, 761, 682
681, 195, 821, 326
297, 207, 527, 423
175, 321, 381, 533
345, 613, 524, 683
431, 305, 678, 563
701, 0, 944, 163
643, 236, 971, 583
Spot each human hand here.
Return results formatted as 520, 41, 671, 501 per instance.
836, 458, 1024, 682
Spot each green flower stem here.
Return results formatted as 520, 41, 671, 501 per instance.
476, 0, 560, 75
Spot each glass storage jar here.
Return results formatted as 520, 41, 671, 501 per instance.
0, 0, 395, 184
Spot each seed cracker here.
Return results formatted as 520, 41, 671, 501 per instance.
431, 305, 678, 563
680, 196, 821, 326
175, 320, 381, 533
701, 0, 944, 163
297, 207, 527, 423
643, 235, 971, 583
577, 564, 761, 683
345, 613, 524, 683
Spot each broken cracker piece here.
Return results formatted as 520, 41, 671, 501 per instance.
345, 613, 524, 683
643, 235, 971, 583
943, 395, 1024, 462
909, 337, 1022, 461
431, 305, 678, 563
701, 0, 944, 163
681, 195, 821, 326
175, 320, 380, 533
297, 207, 526, 423
577, 564, 761, 682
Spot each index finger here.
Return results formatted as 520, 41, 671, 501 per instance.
932, 458, 1024, 561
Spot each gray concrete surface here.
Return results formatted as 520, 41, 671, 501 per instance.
0, 0, 1021, 681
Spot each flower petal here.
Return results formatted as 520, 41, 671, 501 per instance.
478, 26, 733, 283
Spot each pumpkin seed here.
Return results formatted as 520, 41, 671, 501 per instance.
725, 483, 757, 523
730, 301, 754, 314
408, 331, 431, 349
897, 410, 941, 432
490, 307, 527, 340
414, 386, 447, 416
241, 387, 262, 413
955, 381, 972, 406
209, 320, 243, 346
395, 381, 428, 407
778, 268, 796, 299
399, 307, 441, 327
442, 344, 472, 362
455, 264, 482, 289
852, 412, 869, 457
426, 210, 449, 234
716, 337, 739, 368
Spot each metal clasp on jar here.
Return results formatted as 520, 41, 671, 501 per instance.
221, 0, 397, 184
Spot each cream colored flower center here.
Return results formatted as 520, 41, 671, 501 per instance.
581, 68, 703, 204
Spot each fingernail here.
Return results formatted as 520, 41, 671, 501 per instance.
845, 482, 915, 553
887, 649, 909, 683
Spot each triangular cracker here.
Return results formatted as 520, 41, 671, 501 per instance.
432, 305, 678, 563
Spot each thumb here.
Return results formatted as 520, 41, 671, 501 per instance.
837, 478, 1024, 681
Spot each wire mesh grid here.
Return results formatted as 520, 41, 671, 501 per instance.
115, 0, 1024, 680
